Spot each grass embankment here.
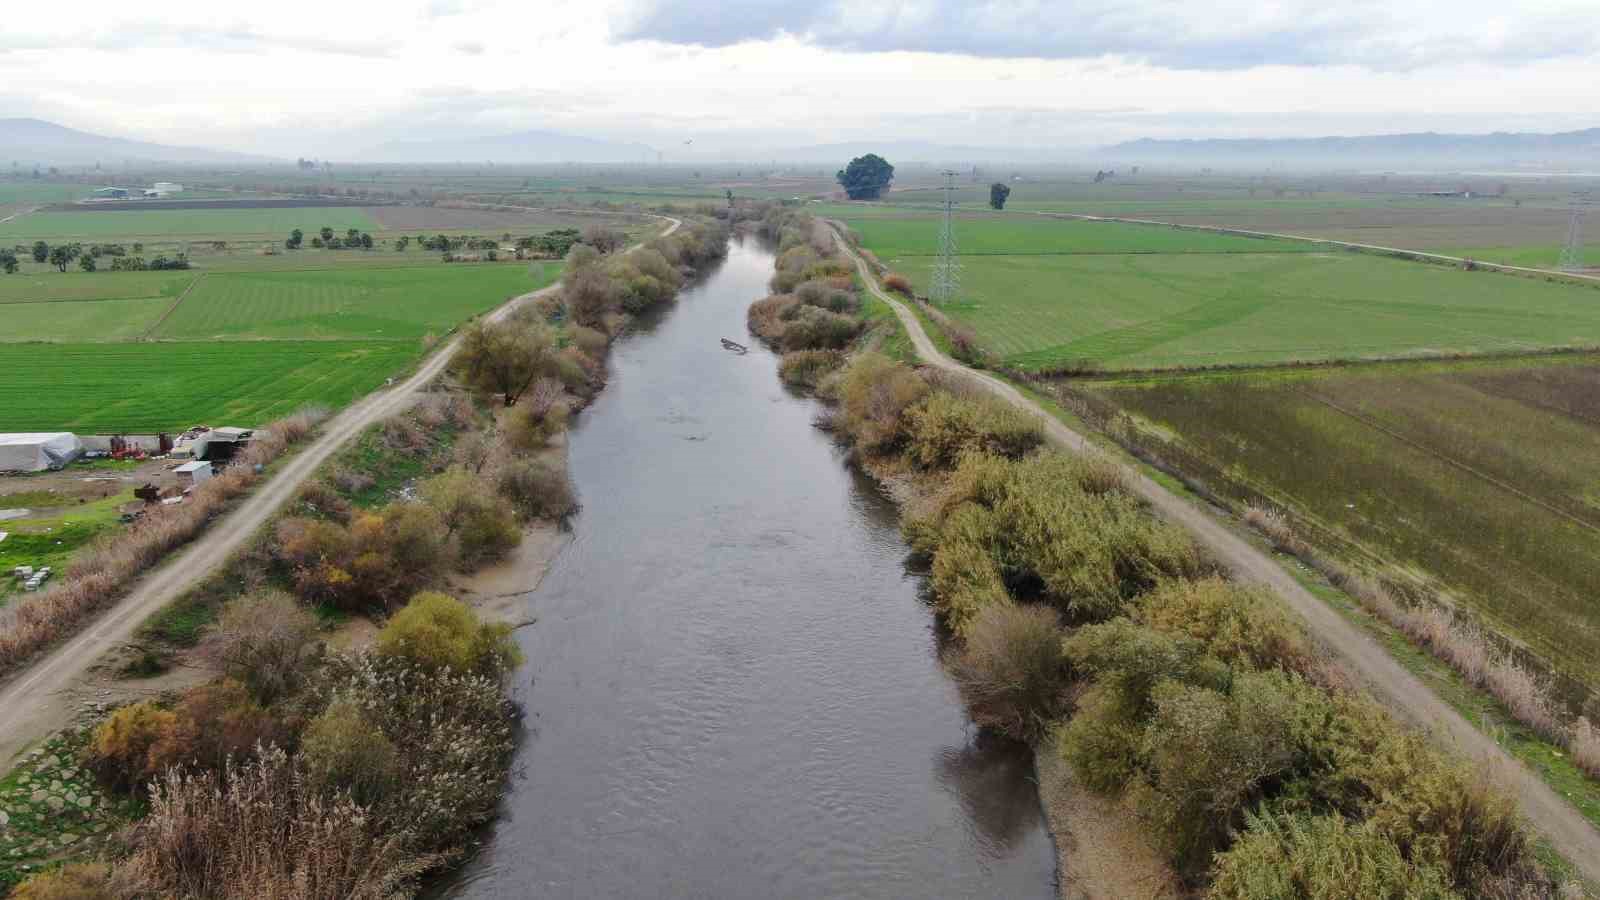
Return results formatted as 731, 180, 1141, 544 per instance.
837, 210, 1600, 372
3, 217, 733, 896
815, 352, 1582, 898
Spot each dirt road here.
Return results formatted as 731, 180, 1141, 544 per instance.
834, 228, 1600, 884
0, 216, 679, 770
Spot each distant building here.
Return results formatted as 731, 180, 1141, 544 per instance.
90, 187, 130, 200
144, 182, 184, 198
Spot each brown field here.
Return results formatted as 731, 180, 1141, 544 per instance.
1069, 354, 1600, 691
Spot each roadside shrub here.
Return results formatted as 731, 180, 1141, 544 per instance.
1483, 654, 1564, 743
1210, 811, 1458, 900
494, 457, 577, 521
1130, 671, 1328, 874
1571, 717, 1600, 778
833, 353, 929, 454
86, 701, 177, 790
1243, 504, 1304, 554
300, 478, 355, 519
420, 467, 521, 568
1135, 577, 1313, 675
902, 392, 1043, 469
1363, 756, 1534, 891
301, 700, 402, 806
777, 349, 844, 388
9, 863, 116, 900
375, 591, 522, 679
199, 589, 321, 703
882, 273, 913, 297
947, 603, 1070, 740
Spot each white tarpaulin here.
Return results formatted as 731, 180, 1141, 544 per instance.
0, 433, 84, 472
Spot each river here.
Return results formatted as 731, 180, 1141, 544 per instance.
435, 236, 1057, 898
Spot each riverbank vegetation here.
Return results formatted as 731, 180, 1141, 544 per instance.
799, 347, 1578, 897
4, 216, 733, 896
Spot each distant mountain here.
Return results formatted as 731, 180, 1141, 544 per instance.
367, 129, 656, 164
743, 141, 1076, 165
1105, 127, 1600, 166
0, 118, 273, 166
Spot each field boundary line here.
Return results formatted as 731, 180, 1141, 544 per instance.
828, 219, 1600, 883
1025, 209, 1600, 286
1288, 386, 1600, 535
141, 272, 206, 340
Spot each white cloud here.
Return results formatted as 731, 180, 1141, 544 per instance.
0, 0, 1594, 159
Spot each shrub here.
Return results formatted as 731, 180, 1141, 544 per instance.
301, 700, 402, 806
504, 381, 569, 451
1243, 504, 1303, 554
902, 392, 1043, 469
1483, 654, 1564, 743
928, 505, 1011, 634
833, 353, 929, 454
494, 457, 577, 521
882, 273, 914, 297
1129, 671, 1328, 874
780, 305, 860, 351
9, 863, 116, 900
145, 680, 290, 777
420, 467, 521, 567
1363, 756, 1534, 890
777, 349, 844, 388
572, 324, 610, 356
86, 701, 177, 790
1210, 812, 1458, 900
199, 590, 320, 704
1135, 577, 1313, 675
747, 294, 800, 342
947, 603, 1070, 740
376, 591, 522, 679
275, 502, 451, 612
1572, 717, 1600, 779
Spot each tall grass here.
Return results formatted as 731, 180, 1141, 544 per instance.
0, 407, 327, 676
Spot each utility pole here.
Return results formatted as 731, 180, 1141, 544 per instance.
1559, 205, 1583, 271
931, 170, 961, 305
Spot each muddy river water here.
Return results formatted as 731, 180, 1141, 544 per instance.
435, 237, 1057, 898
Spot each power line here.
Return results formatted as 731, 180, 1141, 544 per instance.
931, 170, 961, 305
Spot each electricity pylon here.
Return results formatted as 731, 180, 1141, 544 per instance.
930, 170, 961, 304
1559, 206, 1583, 271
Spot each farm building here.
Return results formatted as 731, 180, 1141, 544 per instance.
173, 426, 253, 462
143, 182, 184, 198
174, 460, 212, 487
90, 187, 130, 200
0, 433, 84, 473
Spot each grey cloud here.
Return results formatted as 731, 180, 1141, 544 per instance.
454, 41, 486, 55
615, 0, 1600, 70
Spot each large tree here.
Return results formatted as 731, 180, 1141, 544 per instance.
836, 154, 895, 200
453, 318, 560, 406
989, 182, 1012, 210
31, 241, 48, 263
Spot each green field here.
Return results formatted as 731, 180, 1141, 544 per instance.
841, 212, 1600, 371
0, 341, 421, 432
153, 265, 546, 341
0, 206, 380, 241
1085, 356, 1600, 688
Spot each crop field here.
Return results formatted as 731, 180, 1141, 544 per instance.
840, 211, 1600, 370
1087, 355, 1600, 688
0, 341, 420, 432
0, 270, 197, 304
153, 265, 550, 341
0, 206, 380, 241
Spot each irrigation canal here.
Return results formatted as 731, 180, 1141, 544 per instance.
432, 236, 1056, 898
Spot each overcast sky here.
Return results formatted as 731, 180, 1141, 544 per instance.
3, 0, 1597, 158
